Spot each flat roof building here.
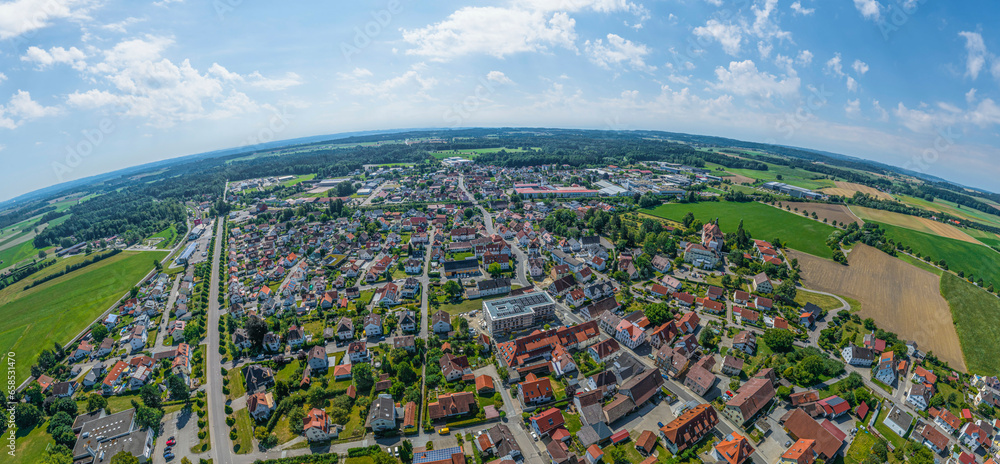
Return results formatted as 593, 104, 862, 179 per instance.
483, 291, 556, 335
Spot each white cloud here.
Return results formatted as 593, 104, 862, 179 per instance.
967, 98, 1000, 128
758, 41, 773, 59
711, 60, 800, 100
486, 71, 513, 84
0, 0, 93, 40
344, 67, 438, 98
0, 90, 60, 129
246, 71, 302, 91
585, 33, 654, 71
693, 20, 743, 56
0, 73, 6, 84
402, 6, 577, 60
959, 31, 987, 79
825, 53, 844, 77
100, 16, 146, 34
852, 59, 869, 75
853, 0, 882, 21
702, 0, 723, 6
845, 98, 860, 116
750, 0, 791, 42
873, 99, 888, 121
21, 46, 88, 71
966, 88, 978, 104
847, 76, 858, 92
790, 2, 814, 15
796, 49, 813, 66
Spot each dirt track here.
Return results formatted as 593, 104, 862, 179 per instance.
791, 244, 967, 371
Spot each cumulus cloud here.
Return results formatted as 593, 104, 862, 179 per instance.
486, 71, 513, 84
711, 60, 800, 100
825, 53, 844, 77
0, 0, 94, 40
0, 90, 60, 129
796, 50, 813, 66
693, 20, 743, 56
852, 59, 869, 75
872, 99, 889, 121
21, 46, 88, 70
790, 2, 814, 15
847, 76, 858, 92
959, 31, 987, 79
845, 98, 861, 116
853, 0, 882, 21
585, 33, 654, 71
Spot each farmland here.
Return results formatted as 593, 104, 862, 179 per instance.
790, 244, 966, 371
875, 222, 1000, 291
897, 194, 1000, 229
776, 201, 862, 226
0, 250, 165, 383
940, 272, 1000, 375
722, 163, 836, 190
820, 181, 895, 201
642, 200, 837, 258
850, 206, 979, 243
965, 228, 1000, 249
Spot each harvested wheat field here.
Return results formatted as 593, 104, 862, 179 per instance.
776, 202, 863, 226
821, 181, 895, 201
849, 206, 980, 244
790, 244, 966, 371
724, 172, 757, 184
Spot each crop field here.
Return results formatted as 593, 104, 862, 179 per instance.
850, 206, 979, 243
643, 201, 837, 258
776, 201, 862, 226
875, 222, 1000, 291
0, 251, 165, 383
723, 163, 837, 190
964, 228, 1000, 249
820, 181, 895, 201
790, 244, 966, 371
940, 273, 1000, 375
898, 194, 1000, 229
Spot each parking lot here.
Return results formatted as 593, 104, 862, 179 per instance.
154, 408, 203, 463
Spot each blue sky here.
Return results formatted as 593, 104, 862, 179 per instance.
1, 0, 999, 201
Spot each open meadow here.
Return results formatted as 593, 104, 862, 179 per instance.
940, 273, 1000, 375
850, 206, 979, 243
0, 250, 165, 383
819, 181, 895, 201
874, 222, 1000, 291
897, 194, 1000, 229
643, 200, 837, 258
790, 244, 966, 371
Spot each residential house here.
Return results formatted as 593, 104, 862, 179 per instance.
366, 394, 397, 432
713, 432, 754, 464
660, 404, 719, 454
732, 331, 757, 355
247, 392, 276, 420
518, 373, 553, 405
432, 310, 452, 334
723, 377, 775, 425
348, 341, 369, 363
303, 408, 330, 441
841, 345, 875, 367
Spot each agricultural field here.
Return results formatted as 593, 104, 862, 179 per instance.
281, 173, 316, 187
850, 205, 979, 243
940, 272, 1000, 375
776, 201, 862, 226
790, 244, 966, 371
0, 250, 165, 383
643, 200, 837, 258
964, 228, 1000, 249
723, 163, 837, 190
897, 194, 1000, 229
820, 181, 895, 201
875, 222, 1000, 291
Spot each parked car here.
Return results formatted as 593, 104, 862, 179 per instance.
166, 437, 176, 446
438, 427, 450, 435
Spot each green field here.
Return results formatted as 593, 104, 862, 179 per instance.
721, 163, 836, 190
941, 272, 1000, 375
0, 251, 165, 383
643, 201, 838, 258
875, 222, 1000, 290
898, 194, 1000, 229
965, 228, 1000, 249
150, 225, 178, 249
281, 173, 316, 187
793, 290, 843, 312
10, 421, 53, 464
0, 239, 52, 270
844, 431, 881, 464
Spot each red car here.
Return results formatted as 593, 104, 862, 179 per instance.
166, 437, 176, 446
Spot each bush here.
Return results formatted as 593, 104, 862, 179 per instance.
198, 430, 207, 439
225, 405, 233, 414
229, 429, 237, 440
226, 417, 236, 426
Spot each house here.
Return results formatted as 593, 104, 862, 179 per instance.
286, 325, 305, 348
443, 257, 480, 277
781, 439, 817, 464
364, 313, 383, 337
405, 258, 422, 274
840, 345, 875, 367
440, 353, 472, 381
306, 345, 328, 371
651, 255, 672, 273
676, 311, 700, 334
375, 282, 399, 306
702, 222, 724, 250
550, 344, 577, 377
721, 356, 744, 376
589, 338, 621, 364
882, 405, 913, 438
918, 422, 949, 454
724, 377, 775, 425
586, 445, 604, 464
732, 331, 756, 355
635, 430, 658, 456
476, 424, 522, 461
398, 310, 417, 333
393, 335, 416, 353
959, 421, 991, 452
247, 392, 276, 420
232, 328, 251, 350
412, 447, 466, 464
732, 290, 750, 305
751, 273, 773, 294
649, 322, 679, 349
713, 432, 754, 464
530, 408, 566, 437
70, 408, 153, 464
263, 332, 280, 352
780, 409, 844, 460
518, 373, 553, 405
684, 243, 719, 268
333, 364, 352, 381
874, 351, 897, 385
683, 364, 717, 397
73, 341, 93, 361
931, 407, 962, 434
615, 319, 646, 349
245, 365, 275, 393
432, 310, 452, 334
336, 317, 354, 341
428, 391, 477, 420
366, 394, 397, 432
817, 396, 850, 418
303, 408, 330, 441
907, 384, 932, 411
660, 404, 719, 454
619, 369, 664, 409
348, 341, 369, 363
476, 375, 495, 395
52, 381, 76, 398
477, 278, 512, 297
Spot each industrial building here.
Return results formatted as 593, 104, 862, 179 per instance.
176, 242, 198, 265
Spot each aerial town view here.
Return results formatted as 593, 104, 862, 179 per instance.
2, 3, 1000, 464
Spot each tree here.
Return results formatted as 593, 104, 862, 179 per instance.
140, 383, 161, 408
775, 279, 797, 301
400, 439, 414, 463
50, 397, 78, 416
776, 386, 792, 400
862, 318, 877, 331
487, 262, 502, 277
87, 394, 108, 413
246, 316, 268, 346
682, 212, 695, 228
38, 249, 47, 259
132, 402, 164, 429
90, 323, 109, 343
762, 329, 795, 353
109, 451, 140, 464
455, 317, 470, 335
14, 403, 41, 428
442, 280, 463, 299
397, 362, 417, 384
644, 303, 672, 326
354, 362, 375, 392
167, 375, 190, 401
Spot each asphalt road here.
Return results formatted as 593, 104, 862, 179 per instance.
205, 218, 234, 464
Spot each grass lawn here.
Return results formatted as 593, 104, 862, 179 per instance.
563, 411, 582, 433
875, 221, 1000, 290
965, 228, 1000, 249
941, 267, 1000, 375
643, 201, 837, 258
232, 408, 254, 454
0, 239, 51, 270
0, 250, 164, 384
339, 403, 366, 440
150, 225, 177, 249
873, 406, 907, 449
273, 414, 296, 444
281, 173, 317, 187
227, 368, 247, 399
345, 458, 376, 464
10, 421, 53, 464
191, 424, 211, 454
793, 291, 843, 312
844, 431, 881, 464
275, 361, 301, 383
358, 290, 375, 308
438, 298, 482, 315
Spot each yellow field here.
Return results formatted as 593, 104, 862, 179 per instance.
791, 245, 966, 371
820, 181, 895, 201
849, 206, 980, 244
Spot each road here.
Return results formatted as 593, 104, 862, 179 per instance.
458, 174, 529, 288
205, 218, 234, 464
